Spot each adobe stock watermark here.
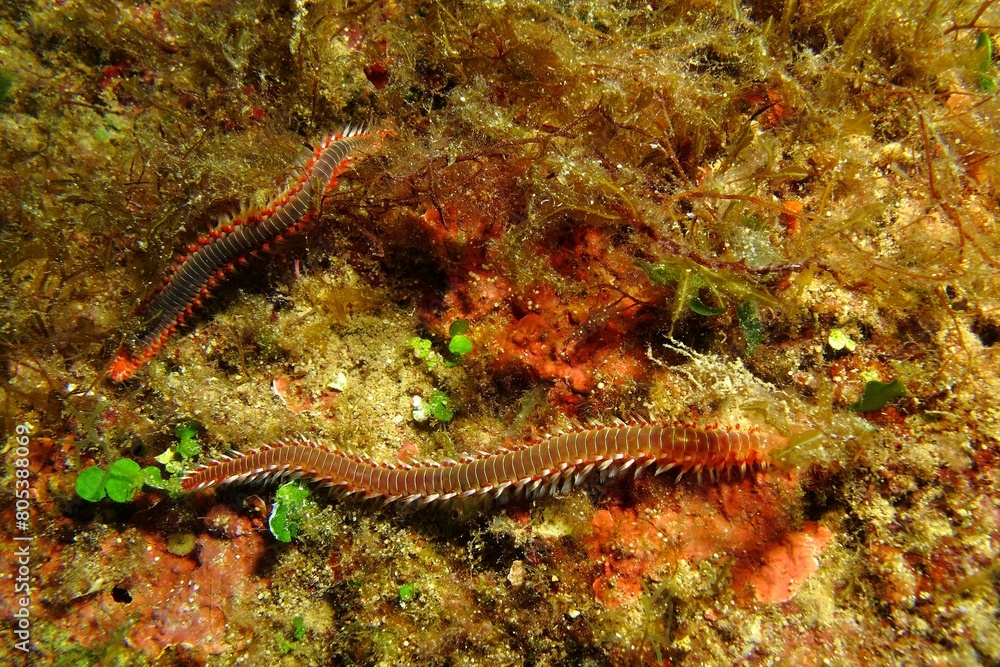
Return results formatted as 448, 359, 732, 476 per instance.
10, 423, 33, 654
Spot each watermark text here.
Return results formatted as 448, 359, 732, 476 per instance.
10, 423, 33, 653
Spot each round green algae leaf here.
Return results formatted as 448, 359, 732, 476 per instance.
75, 466, 106, 502
270, 506, 293, 542
448, 334, 473, 356
105, 458, 142, 502
174, 421, 198, 441
828, 328, 857, 352
292, 616, 307, 641
399, 583, 416, 602
142, 465, 165, 489
448, 319, 470, 336
428, 390, 454, 422
167, 532, 197, 556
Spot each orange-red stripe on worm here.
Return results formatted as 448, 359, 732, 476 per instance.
108, 126, 378, 382
181, 424, 784, 503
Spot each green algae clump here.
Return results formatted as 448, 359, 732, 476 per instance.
74, 466, 106, 503
269, 481, 316, 543
75, 459, 163, 503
